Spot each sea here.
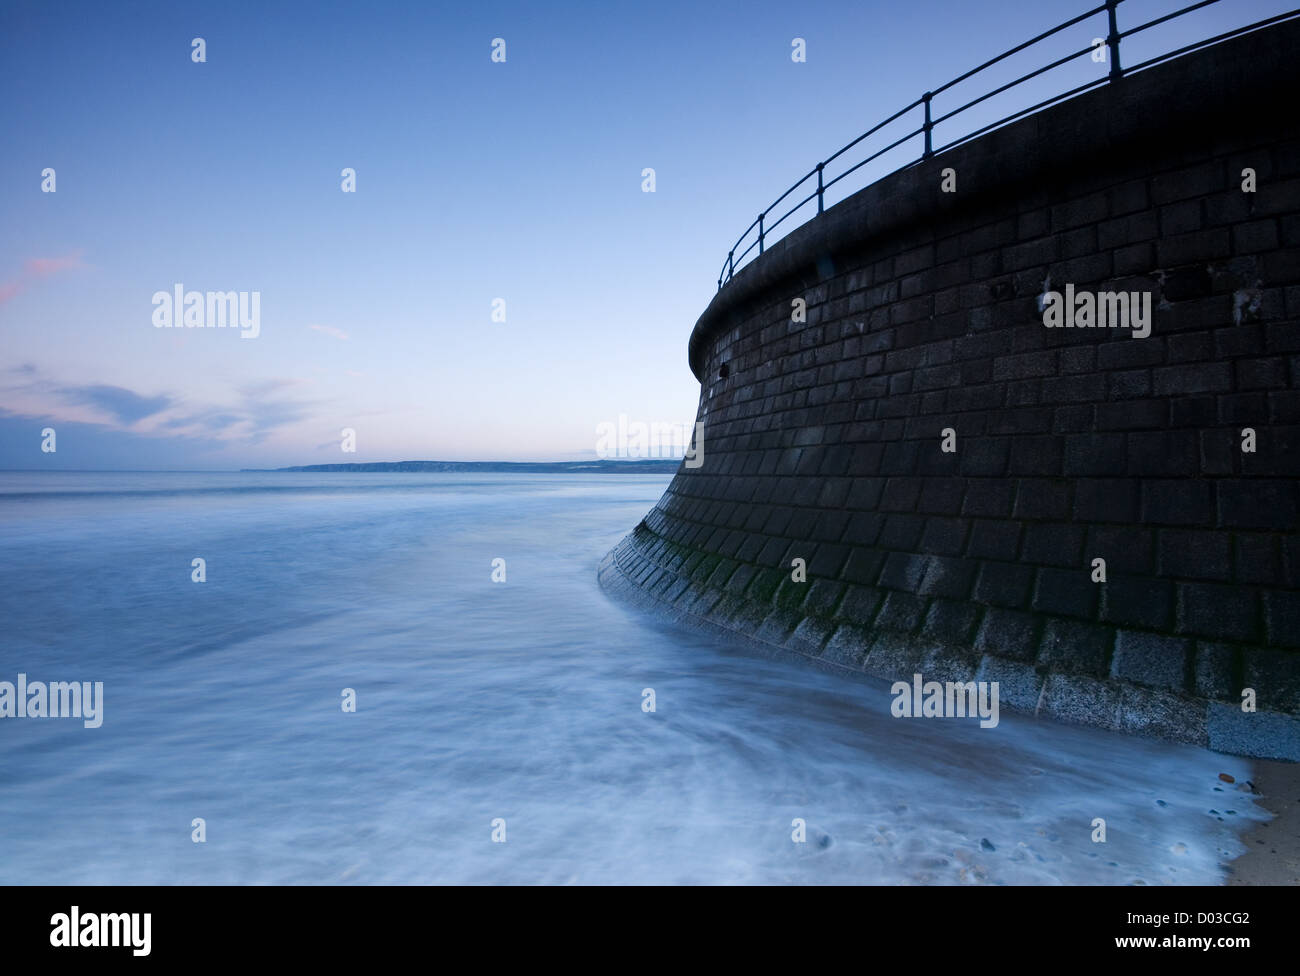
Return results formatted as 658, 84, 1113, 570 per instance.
0, 471, 1266, 884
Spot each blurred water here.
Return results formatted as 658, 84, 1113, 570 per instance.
0, 472, 1265, 884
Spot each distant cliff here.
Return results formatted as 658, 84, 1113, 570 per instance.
250, 459, 682, 473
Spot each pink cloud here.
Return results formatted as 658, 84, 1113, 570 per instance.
25, 253, 84, 276
0, 250, 86, 305
309, 323, 349, 340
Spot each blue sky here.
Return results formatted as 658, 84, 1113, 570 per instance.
0, 0, 1289, 469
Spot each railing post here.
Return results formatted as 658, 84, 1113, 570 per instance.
758, 214, 765, 254
816, 163, 824, 214
728, 250, 734, 282
922, 92, 933, 159
1106, 0, 1122, 80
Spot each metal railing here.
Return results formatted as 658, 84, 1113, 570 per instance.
716, 0, 1300, 291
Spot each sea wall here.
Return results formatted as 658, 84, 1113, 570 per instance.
601, 19, 1300, 759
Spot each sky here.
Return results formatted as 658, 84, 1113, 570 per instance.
1, 0, 1291, 469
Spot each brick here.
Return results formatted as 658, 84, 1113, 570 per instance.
1050, 192, 1108, 230
917, 556, 976, 599
878, 551, 928, 591
1096, 399, 1166, 430
1007, 435, 1063, 475
1177, 582, 1259, 642
1087, 526, 1154, 574
1073, 479, 1138, 522
1234, 532, 1280, 585
1127, 431, 1199, 476
1099, 576, 1175, 630
992, 351, 1056, 382
843, 511, 884, 546
1141, 480, 1214, 526
1033, 568, 1097, 619
808, 543, 850, 577
841, 548, 885, 585
773, 575, 811, 610
1264, 590, 1300, 648
1160, 200, 1202, 236
1099, 211, 1158, 249
1157, 229, 1231, 266
1150, 162, 1223, 204
875, 591, 926, 632
1241, 648, 1300, 713
1013, 479, 1072, 520
1106, 368, 1151, 399
973, 561, 1034, 607
921, 599, 980, 643
1064, 433, 1127, 476
962, 481, 1015, 518
974, 607, 1040, 661
1164, 330, 1211, 363
836, 584, 884, 624
1235, 357, 1288, 390
1111, 630, 1192, 691
1038, 619, 1113, 675
1021, 523, 1085, 567
1217, 480, 1298, 530
821, 624, 872, 668
1097, 337, 1165, 369
878, 514, 925, 549
958, 437, 1010, 476
919, 517, 968, 555
786, 616, 836, 655
1193, 642, 1238, 700
1152, 362, 1232, 396
1114, 242, 1154, 276
1234, 219, 1279, 254
966, 519, 1021, 560
1157, 529, 1232, 580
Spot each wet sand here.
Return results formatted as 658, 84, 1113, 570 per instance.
1227, 759, 1300, 885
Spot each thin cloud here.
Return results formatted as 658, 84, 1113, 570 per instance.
59, 384, 173, 424
26, 254, 85, 276
309, 323, 349, 340
0, 251, 86, 305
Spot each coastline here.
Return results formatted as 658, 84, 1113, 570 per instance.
1226, 760, 1300, 885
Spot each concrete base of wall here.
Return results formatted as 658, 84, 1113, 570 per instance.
600, 531, 1300, 760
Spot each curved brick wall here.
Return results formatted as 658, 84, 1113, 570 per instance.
601, 19, 1300, 759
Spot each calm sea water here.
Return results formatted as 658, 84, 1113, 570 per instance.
0, 471, 1265, 884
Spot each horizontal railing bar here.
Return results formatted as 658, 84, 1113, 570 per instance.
823, 126, 926, 192
823, 98, 925, 169
931, 42, 1096, 129
931, 1, 1111, 98
932, 75, 1109, 155
1120, 0, 1220, 39
761, 168, 819, 221
765, 190, 820, 238
728, 215, 761, 257
728, 169, 819, 267
1121, 9, 1300, 74
718, 2, 1299, 290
